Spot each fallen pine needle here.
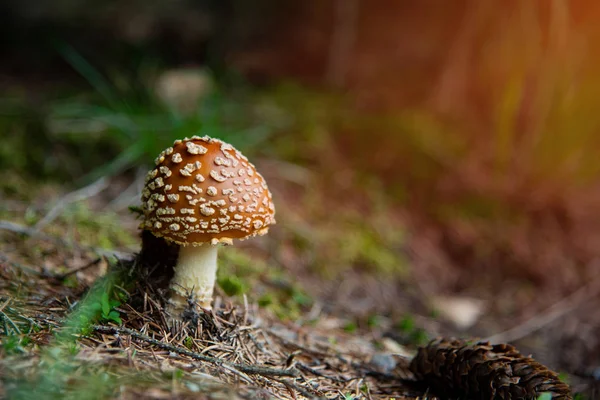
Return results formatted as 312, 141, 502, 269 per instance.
91, 324, 300, 378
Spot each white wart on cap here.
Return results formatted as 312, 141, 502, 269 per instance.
141, 135, 276, 245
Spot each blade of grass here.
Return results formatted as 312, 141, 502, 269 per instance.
59, 44, 122, 112
76, 144, 146, 185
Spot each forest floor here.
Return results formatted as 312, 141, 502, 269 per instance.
1, 167, 599, 399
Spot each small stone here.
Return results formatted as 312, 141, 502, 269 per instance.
370, 353, 397, 374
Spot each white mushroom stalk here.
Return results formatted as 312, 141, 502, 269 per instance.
167, 243, 218, 315
140, 136, 275, 323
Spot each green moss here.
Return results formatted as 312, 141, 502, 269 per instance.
304, 205, 409, 279
393, 314, 430, 346
267, 283, 313, 321
343, 321, 358, 334
43, 202, 137, 250
257, 294, 273, 307
396, 314, 416, 333
217, 275, 247, 296
217, 248, 313, 321
409, 328, 430, 346
172, 369, 185, 381
366, 314, 381, 329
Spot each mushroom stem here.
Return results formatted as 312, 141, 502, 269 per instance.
166, 244, 218, 319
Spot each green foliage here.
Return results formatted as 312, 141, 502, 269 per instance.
394, 314, 429, 346
7, 358, 119, 400
341, 314, 382, 333
252, 82, 343, 161
128, 205, 143, 215
62, 275, 79, 289
288, 285, 312, 306
218, 275, 248, 297
49, 48, 275, 184
2, 335, 31, 355
261, 281, 313, 321
9, 201, 135, 252
409, 328, 430, 346
172, 369, 185, 381
5, 264, 131, 399
260, 280, 313, 321
218, 248, 313, 321
61, 203, 137, 250
557, 372, 570, 384
0, 97, 55, 181
537, 393, 552, 400
343, 321, 358, 334
366, 314, 381, 328
14, 202, 138, 251
91, 291, 122, 325
396, 314, 415, 333
360, 384, 370, 395
1, 54, 282, 187
257, 293, 274, 307
301, 204, 409, 278
57, 270, 127, 344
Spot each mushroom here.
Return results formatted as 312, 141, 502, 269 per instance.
140, 136, 275, 320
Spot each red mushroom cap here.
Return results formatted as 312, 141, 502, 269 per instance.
141, 136, 275, 245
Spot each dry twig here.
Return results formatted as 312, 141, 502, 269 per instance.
485, 273, 600, 344
33, 176, 109, 231
92, 324, 300, 378
52, 258, 103, 280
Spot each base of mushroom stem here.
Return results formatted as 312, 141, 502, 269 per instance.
164, 292, 213, 324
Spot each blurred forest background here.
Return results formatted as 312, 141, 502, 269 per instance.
2, 0, 600, 398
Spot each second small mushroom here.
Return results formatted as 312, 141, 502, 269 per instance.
140, 136, 275, 320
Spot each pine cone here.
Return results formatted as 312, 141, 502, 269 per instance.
409, 338, 572, 399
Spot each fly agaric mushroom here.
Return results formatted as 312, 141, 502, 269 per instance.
140, 136, 275, 319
